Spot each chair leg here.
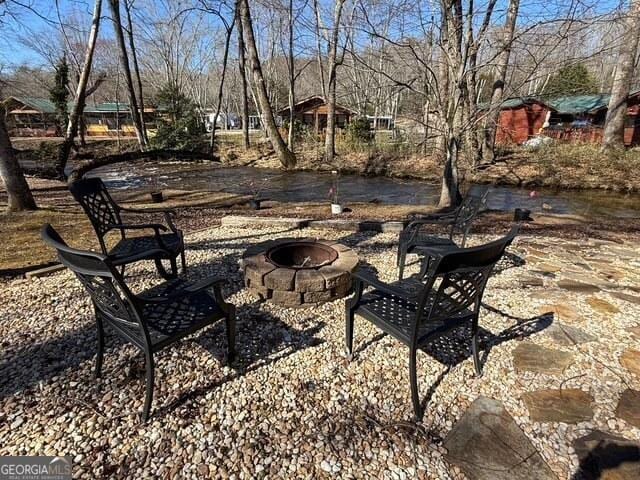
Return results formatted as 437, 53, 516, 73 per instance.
345, 304, 355, 361
225, 307, 236, 363
180, 250, 187, 275
155, 259, 177, 280
418, 256, 432, 279
142, 351, 155, 422
170, 257, 178, 277
398, 249, 407, 280
472, 331, 483, 377
95, 317, 105, 379
410, 348, 423, 421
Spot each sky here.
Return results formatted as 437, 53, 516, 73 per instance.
0, 0, 630, 71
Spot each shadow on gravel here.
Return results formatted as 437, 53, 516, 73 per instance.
0, 247, 246, 403
152, 311, 325, 420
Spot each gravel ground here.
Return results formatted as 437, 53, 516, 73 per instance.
0, 224, 639, 479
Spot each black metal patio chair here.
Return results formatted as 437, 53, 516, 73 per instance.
69, 177, 186, 279
41, 224, 236, 421
346, 225, 518, 421
397, 190, 489, 280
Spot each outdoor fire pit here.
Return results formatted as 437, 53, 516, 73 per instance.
241, 238, 359, 307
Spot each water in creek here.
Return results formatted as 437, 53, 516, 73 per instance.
90, 162, 640, 219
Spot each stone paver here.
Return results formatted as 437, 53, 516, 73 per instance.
620, 349, 640, 378
587, 297, 620, 315
512, 343, 574, 375
522, 389, 594, 423
545, 322, 596, 346
538, 303, 580, 323
616, 389, 640, 429
557, 279, 601, 293
444, 397, 556, 480
611, 292, 640, 305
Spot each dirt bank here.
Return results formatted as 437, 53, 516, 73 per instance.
218, 140, 640, 193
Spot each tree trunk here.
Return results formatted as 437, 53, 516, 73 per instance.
602, 0, 640, 152
324, 0, 346, 165
438, 133, 462, 208
124, 0, 149, 145
287, 0, 295, 149
481, 0, 520, 164
108, 0, 146, 149
0, 100, 37, 212
210, 18, 235, 153
238, 0, 295, 168
56, 0, 102, 178
236, 3, 250, 150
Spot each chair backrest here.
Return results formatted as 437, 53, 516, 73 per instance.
41, 224, 149, 346
418, 225, 518, 326
69, 178, 122, 248
449, 189, 490, 246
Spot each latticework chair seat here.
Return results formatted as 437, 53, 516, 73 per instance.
139, 282, 225, 351
110, 233, 183, 265
357, 289, 473, 345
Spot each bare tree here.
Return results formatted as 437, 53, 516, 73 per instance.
108, 0, 146, 148
124, 0, 148, 144
56, 0, 103, 177
0, 89, 37, 211
602, 0, 640, 152
237, 3, 250, 149
481, 0, 520, 164
238, 0, 295, 168
321, 0, 347, 164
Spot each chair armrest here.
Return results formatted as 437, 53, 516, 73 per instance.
353, 271, 414, 299
119, 206, 178, 216
110, 248, 171, 265
107, 223, 168, 232
137, 276, 229, 304
118, 207, 180, 233
183, 276, 227, 293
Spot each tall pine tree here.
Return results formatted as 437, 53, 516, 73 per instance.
49, 55, 70, 136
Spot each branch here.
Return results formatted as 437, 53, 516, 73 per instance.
68, 150, 220, 183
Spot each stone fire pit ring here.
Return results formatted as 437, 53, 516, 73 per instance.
241, 237, 359, 307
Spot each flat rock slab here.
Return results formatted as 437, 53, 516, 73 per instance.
587, 297, 620, 316
538, 304, 580, 323
611, 292, 640, 305
221, 215, 310, 229
620, 349, 640, 378
616, 389, 640, 429
307, 219, 405, 232
444, 396, 555, 480
24, 264, 65, 279
522, 389, 594, 423
572, 431, 640, 480
545, 323, 596, 347
556, 279, 601, 293
520, 275, 544, 287
513, 343, 574, 375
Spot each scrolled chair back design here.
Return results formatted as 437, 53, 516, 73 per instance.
69, 177, 122, 240
41, 223, 148, 346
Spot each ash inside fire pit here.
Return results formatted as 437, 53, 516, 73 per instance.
267, 241, 339, 269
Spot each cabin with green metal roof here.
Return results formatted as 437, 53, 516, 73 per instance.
483, 90, 640, 146
3, 96, 159, 137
